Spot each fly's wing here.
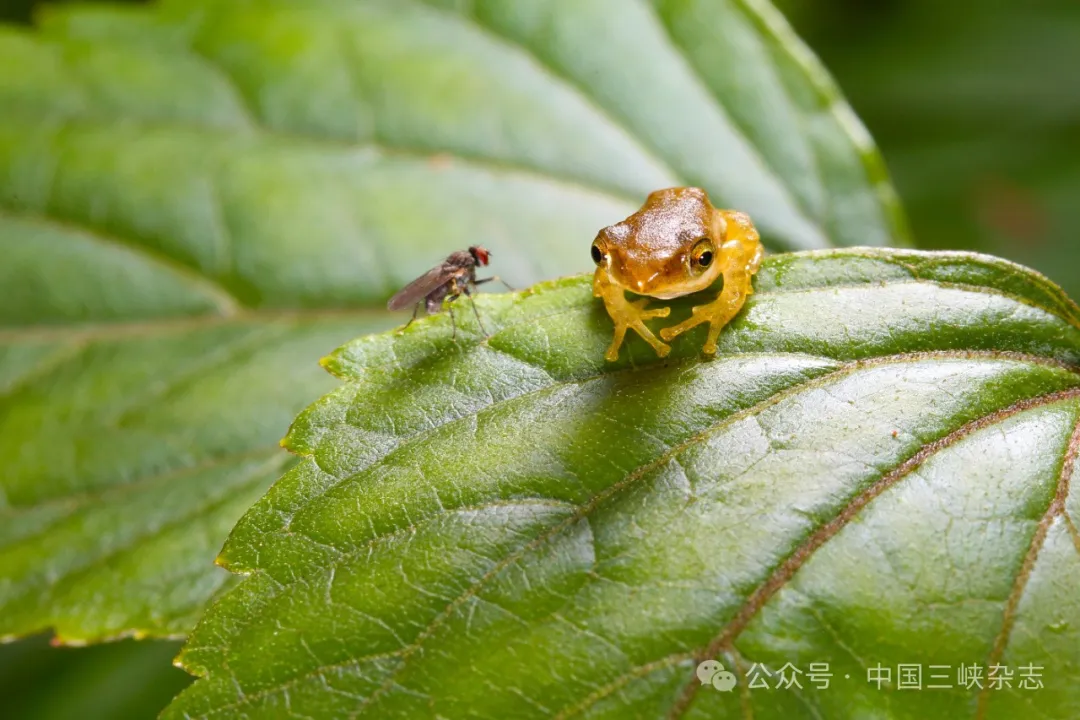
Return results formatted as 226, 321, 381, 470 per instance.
387, 263, 456, 310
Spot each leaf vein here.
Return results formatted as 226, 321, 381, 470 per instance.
975, 403, 1080, 719
409, 0, 682, 190
665, 387, 1080, 718
554, 388, 1080, 719
643, 0, 824, 230
4, 456, 280, 642
0, 209, 242, 315
204, 355, 1076, 718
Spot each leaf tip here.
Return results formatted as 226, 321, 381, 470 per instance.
318, 352, 350, 380
172, 646, 194, 673
278, 430, 309, 457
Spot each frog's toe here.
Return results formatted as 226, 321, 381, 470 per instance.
659, 304, 712, 342
604, 324, 630, 362
659, 323, 694, 342
629, 299, 670, 319
633, 329, 670, 358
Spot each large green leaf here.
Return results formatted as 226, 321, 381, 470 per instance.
0, 0, 905, 644
167, 248, 1080, 719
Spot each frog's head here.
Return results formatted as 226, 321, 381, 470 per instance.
591, 187, 725, 299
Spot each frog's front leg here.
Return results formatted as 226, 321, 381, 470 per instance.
659, 210, 763, 355
594, 270, 671, 361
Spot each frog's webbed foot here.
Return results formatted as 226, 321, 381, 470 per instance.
659, 293, 744, 355
659, 210, 763, 355
595, 274, 671, 362
605, 297, 671, 362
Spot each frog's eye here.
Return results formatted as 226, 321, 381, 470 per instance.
591, 241, 606, 265
690, 239, 715, 272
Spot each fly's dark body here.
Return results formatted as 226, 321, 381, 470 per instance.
387, 246, 506, 337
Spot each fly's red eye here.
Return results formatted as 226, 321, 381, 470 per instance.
475, 248, 490, 265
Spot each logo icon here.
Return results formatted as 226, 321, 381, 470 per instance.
696, 659, 737, 692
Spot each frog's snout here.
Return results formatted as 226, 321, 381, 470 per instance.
633, 271, 660, 294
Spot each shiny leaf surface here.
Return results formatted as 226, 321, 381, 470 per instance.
168, 248, 1080, 719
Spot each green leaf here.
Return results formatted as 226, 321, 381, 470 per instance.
167, 248, 1080, 719
0, 311, 389, 644
5, 0, 907, 254
0, 0, 905, 644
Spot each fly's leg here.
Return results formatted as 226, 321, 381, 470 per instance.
462, 285, 489, 336
446, 297, 458, 340
475, 276, 515, 292
593, 269, 671, 362
659, 210, 763, 355
436, 280, 464, 341
398, 303, 421, 334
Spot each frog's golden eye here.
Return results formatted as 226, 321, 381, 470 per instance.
690, 238, 715, 272
591, 241, 606, 265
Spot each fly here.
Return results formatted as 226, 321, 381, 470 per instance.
387, 245, 510, 337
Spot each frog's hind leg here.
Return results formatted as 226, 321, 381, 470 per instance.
594, 271, 671, 361
659, 210, 763, 355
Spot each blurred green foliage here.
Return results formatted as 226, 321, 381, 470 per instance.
3, 0, 1077, 288
0, 635, 191, 719
0, 0, 143, 25
778, 0, 1080, 297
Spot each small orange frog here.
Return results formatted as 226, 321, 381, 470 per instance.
591, 187, 763, 361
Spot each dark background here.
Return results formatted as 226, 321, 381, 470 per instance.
777, 0, 1080, 298
2, 0, 1077, 717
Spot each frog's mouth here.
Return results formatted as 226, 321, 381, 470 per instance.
647, 288, 690, 300
631, 271, 661, 295
638, 269, 720, 299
